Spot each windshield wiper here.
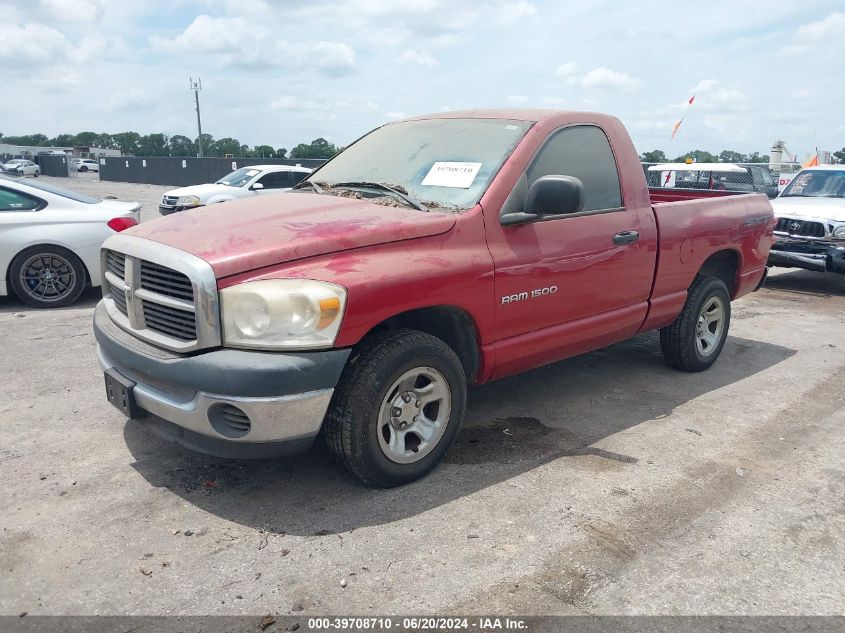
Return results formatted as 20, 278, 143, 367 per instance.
329, 181, 428, 212
292, 180, 325, 194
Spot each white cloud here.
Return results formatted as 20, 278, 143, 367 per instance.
385, 111, 407, 120
107, 88, 157, 111
554, 62, 579, 78
507, 94, 529, 104
780, 11, 845, 56
0, 23, 69, 64
581, 67, 641, 91
150, 15, 356, 75
399, 49, 439, 68
38, 0, 106, 23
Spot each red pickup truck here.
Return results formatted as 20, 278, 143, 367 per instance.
94, 110, 774, 486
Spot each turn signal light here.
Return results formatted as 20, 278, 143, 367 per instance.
107, 217, 137, 232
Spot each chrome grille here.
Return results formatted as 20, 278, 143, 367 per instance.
162, 196, 179, 206
142, 300, 196, 341
775, 218, 826, 238
100, 237, 219, 353
105, 250, 125, 278
140, 260, 194, 301
109, 280, 128, 316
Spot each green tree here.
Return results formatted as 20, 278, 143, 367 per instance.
290, 137, 338, 159
275, 148, 287, 159
139, 133, 169, 156
195, 133, 214, 157
252, 145, 275, 158
834, 147, 845, 164
719, 150, 746, 163
112, 132, 142, 155
169, 135, 194, 156
212, 137, 241, 157
672, 149, 717, 163
50, 133, 77, 147
73, 131, 100, 147
745, 152, 769, 163
640, 150, 667, 163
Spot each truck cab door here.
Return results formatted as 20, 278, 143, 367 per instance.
485, 124, 657, 379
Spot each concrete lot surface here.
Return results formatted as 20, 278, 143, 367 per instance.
0, 177, 843, 616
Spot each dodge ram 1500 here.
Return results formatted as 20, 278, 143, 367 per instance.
94, 109, 774, 486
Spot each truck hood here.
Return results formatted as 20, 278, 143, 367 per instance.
127, 192, 457, 278
771, 196, 845, 222
164, 183, 241, 201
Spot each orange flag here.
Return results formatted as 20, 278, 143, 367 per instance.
671, 120, 683, 139
803, 155, 819, 167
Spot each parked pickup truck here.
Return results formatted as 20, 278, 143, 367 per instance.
94, 110, 774, 486
767, 165, 845, 275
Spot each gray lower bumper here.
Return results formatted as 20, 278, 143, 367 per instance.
94, 301, 350, 457
768, 239, 845, 274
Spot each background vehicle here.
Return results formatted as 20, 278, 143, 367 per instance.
95, 110, 773, 487
73, 158, 100, 173
768, 165, 845, 275
1, 159, 40, 177
158, 164, 312, 215
647, 163, 778, 198
0, 176, 140, 308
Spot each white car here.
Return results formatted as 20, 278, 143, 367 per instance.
1, 159, 40, 177
159, 164, 312, 215
73, 158, 100, 173
768, 165, 845, 275
0, 176, 142, 308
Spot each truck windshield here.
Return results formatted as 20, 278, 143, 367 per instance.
305, 118, 532, 210
781, 170, 845, 198
217, 167, 260, 187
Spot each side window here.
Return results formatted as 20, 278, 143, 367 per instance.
0, 187, 41, 211
526, 125, 622, 212
292, 171, 309, 185
257, 171, 292, 189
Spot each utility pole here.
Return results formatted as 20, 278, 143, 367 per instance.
189, 77, 203, 157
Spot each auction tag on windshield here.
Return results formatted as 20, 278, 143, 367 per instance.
421, 162, 482, 188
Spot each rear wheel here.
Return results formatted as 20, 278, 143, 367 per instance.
9, 246, 87, 308
323, 329, 466, 487
80, 166, 88, 172
660, 276, 731, 372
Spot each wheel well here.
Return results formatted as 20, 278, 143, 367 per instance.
697, 249, 738, 296
6, 244, 92, 290
364, 306, 482, 385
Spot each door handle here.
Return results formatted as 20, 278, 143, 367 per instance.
613, 230, 639, 245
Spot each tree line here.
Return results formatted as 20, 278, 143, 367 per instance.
0, 132, 340, 159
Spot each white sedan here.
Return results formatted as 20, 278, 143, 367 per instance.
0, 176, 141, 308
159, 164, 311, 215
1, 159, 40, 177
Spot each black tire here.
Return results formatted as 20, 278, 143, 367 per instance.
9, 245, 87, 308
323, 329, 467, 487
34, 170, 39, 177
660, 276, 731, 372
80, 166, 88, 172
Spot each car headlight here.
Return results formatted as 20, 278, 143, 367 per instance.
221, 279, 347, 350
833, 225, 845, 239
176, 195, 201, 207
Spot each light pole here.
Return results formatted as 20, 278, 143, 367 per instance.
189, 77, 203, 157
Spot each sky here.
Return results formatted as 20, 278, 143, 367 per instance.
3, 0, 845, 158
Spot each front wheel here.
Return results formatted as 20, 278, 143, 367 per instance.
660, 276, 731, 372
79, 166, 88, 172
323, 329, 467, 487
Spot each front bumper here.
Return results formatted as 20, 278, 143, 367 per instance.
94, 301, 350, 458
158, 205, 192, 215
768, 238, 845, 274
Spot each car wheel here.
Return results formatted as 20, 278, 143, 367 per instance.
323, 329, 467, 487
34, 170, 39, 177
80, 166, 88, 172
10, 246, 87, 309
660, 276, 731, 372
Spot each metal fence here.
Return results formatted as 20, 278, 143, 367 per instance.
641, 162, 809, 199
99, 156, 327, 187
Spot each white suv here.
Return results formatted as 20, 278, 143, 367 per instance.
73, 158, 100, 173
159, 164, 312, 215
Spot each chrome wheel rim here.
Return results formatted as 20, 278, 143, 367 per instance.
377, 366, 452, 464
19, 253, 77, 303
695, 295, 725, 357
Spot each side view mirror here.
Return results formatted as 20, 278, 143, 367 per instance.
501, 175, 585, 225
251, 182, 264, 190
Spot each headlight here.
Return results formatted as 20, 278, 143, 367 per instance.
176, 195, 201, 207
221, 279, 347, 350
833, 225, 845, 239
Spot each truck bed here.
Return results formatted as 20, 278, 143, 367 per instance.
649, 187, 744, 204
